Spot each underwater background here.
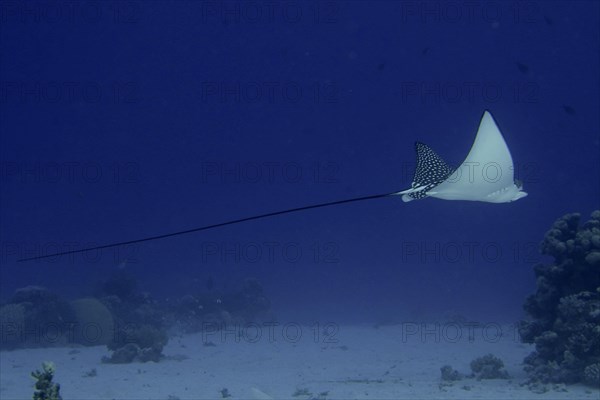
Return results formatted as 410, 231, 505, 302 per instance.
1, 0, 599, 328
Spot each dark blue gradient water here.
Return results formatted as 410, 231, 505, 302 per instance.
1, 1, 598, 325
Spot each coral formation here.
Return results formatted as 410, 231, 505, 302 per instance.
520, 211, 600, 385
1, 286, 74, 348
104, 324, 168, 363
103, 342, 141, 364
70, 298, 115, 346
225, 278, 271, 321
1, 273, 271, 367
469, 354, 509, 380
168, 277, 272, 333
95, 272, 169, 363
583, 363, 600, 388
100, 270, 137, 299
440, 365, 463, 381
31, 361, 62, 400
0, 303, 25, 349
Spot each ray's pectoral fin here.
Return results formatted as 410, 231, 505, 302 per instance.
397, 111, 528, 204
394, 142, 455, 202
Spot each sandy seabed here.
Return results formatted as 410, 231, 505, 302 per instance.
1, 324, 598, 400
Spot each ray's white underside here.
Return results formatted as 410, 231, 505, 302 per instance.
398, 111, 528, 203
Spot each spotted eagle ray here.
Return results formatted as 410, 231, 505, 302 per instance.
17, 110, 526, 262
396, 110, 527, 203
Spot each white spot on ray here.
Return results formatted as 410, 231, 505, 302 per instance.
396, 111, 527, 203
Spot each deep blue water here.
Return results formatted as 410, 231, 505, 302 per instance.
1, 1, 598, 324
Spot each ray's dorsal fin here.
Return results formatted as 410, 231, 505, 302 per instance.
398, 142, 454, 202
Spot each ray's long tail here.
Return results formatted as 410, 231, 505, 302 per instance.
17, 191, 401, 262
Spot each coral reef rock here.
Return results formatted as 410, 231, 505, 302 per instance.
520, 211, 600, 385
440, 365, 464, 381
0, 303, 26, 349
70, 298, 115, 346
469, 354, 510, 380
104, 324, 168, 363
2, 286, 74, 348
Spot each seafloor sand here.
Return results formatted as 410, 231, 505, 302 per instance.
1, 323, 598, 400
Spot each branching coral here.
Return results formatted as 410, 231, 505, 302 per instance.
31, 362, 62, 400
